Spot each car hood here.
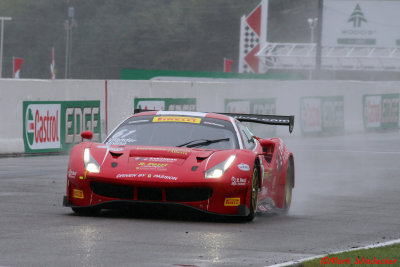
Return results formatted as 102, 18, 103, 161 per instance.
85, 143, 238, 184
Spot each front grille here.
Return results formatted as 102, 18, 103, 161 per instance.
90, 182, 213, 203
166, 187, 213, 202
90, 182, 134, 199
137, 187, 163, 201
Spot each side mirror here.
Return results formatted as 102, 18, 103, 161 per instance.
81, 131, 93, 141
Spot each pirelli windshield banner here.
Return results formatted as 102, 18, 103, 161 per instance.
23, 101, 101, 153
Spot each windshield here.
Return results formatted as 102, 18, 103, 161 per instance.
105, 115, 239, 150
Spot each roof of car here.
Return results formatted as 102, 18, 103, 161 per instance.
132, 110, 233, 122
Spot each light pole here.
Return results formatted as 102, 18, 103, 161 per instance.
307, 18, 318, 79
0, 16, 12, 78
64, 7, 75, 79
307, 18, 318, 43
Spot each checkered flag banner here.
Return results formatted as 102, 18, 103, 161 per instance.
239, 0, 268, 73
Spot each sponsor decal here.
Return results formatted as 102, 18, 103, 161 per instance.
24, 104, 61, 150
224, 198, 241, 206
138, 162, 168, 167
152, 116, 201, 124
72, 189, 84, 199
135, 157, 178, 163
67, 169, 77, 179
238, 163, 250, 171
153, 174, 178, 181
231, 177, 247, 186
133, 146, 190, 155
116, 173, 137, 178
116, 173, 177, 180
136, 162, 168, 171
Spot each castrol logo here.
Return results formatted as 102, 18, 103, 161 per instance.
25, 104, 61, 149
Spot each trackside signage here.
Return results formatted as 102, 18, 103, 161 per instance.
24, 104, 61, 150
300, 96, 344, 134
323, 1, 400, 47
225, 98, 276, 137
23, 101, 101, 153
363, 94, 399, 130
134, 98, 196, 111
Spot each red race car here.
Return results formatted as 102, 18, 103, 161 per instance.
63, 110, 295, 221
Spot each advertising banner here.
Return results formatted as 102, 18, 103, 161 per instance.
301, 96, 344, 134
225, 98, 276, 137
363, 94, 399, 129
23, 101, 101, 153
134, 98, 196, 111
323, 1, 400, 47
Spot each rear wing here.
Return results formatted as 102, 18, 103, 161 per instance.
220, 113, 294, 133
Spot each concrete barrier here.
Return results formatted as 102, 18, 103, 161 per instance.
0, 78, 399, 154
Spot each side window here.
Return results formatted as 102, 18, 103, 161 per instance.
237, 123, 255, 150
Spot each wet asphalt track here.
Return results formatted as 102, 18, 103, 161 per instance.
0, 132, 400, 267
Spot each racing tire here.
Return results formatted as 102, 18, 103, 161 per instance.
245, 166, 259, 221
72, 206, 101, 216
283, 159, 293, 213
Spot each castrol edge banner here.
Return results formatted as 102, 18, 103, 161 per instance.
23, 101, 101, 153
24, 103, 61, 151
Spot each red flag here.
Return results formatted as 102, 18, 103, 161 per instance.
50, 47, 56, 79
13, 57, 24, 78
224, 58, 233, 73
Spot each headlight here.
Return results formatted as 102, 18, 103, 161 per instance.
83, 148, 101, 173
205, 155, 236, 178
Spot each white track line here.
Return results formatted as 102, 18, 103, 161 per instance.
266, 238, 400, 267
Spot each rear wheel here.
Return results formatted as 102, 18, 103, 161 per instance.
283, 160, 293, 213
246, 166, 259, 221
72, 206, 101, 216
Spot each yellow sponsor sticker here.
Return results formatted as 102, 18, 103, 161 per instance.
152, 116, 201, 124
72, 189, 84, 199
224, 197, 241, 206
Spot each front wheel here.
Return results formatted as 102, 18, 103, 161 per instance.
245, 166, 259, 221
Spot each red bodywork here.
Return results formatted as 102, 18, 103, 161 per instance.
64, 111, 294, 217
